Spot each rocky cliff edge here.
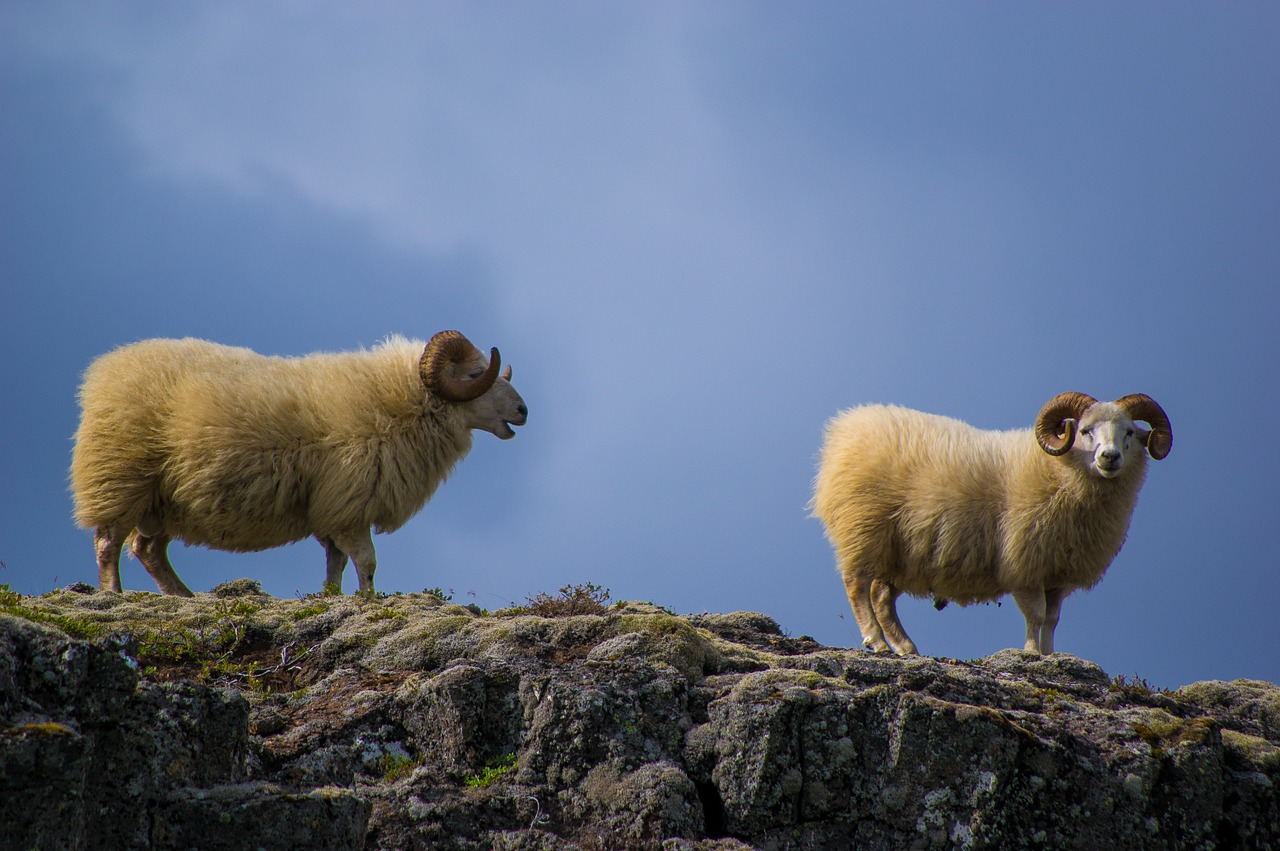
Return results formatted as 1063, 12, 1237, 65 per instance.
2, 580, 1277, 850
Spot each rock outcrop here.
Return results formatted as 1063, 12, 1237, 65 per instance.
2, 581, 1277, 849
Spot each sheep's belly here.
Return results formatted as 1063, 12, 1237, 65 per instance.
166, 514, 314, 553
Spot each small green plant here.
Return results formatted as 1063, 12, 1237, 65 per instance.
423, 586, 453, 601
366, 607, 401, 622
519, 583, 612, 618
463, 753, 518, 789
291, 602, 330, 621
375, 751, 420, 782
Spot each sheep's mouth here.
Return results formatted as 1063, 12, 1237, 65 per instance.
1096, 461, 1122, 477
495, 420, 522, 440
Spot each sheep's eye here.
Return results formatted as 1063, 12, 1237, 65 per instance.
1126, 429, 1134, 437
468, 369, 484, 379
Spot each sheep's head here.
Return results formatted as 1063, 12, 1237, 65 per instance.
1035, 392, 1172, 477
420, 330, 528, 440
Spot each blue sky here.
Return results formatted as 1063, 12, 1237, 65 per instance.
3, 3, 1277, 689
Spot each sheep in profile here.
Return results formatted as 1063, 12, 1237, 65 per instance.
70, 330, 527, 596
810, 392, 1172, 656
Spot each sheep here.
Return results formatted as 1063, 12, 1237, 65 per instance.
810, 392, 1172, 656
70, 330, 527, 597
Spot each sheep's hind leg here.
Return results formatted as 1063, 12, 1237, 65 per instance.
317, 535, 349, 593
131, 533, 194, 597
842, 569, 891, 653
870, 579, 918, 655
330, 529, 377, 595
94, 526, 126, 593
1012, 588, 1048, 655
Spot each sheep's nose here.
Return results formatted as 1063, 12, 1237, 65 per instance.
517, 403, 528, 419
1100, 449, 1121, 464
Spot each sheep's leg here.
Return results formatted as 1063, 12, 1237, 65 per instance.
1038, 588, 1066, 654
317, 535, 349, 593
330, 529, 377, 594
94, 526, 125, 593
1012, 588, 1047, 654
131, 533, 194, 597
870, 579, 918, 655
842, 569, 890, 652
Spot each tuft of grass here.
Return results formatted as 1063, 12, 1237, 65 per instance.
463, 753, 518, 789
422, 586, 453, 602
516, 583, 612, 618
1110, 673, 1170, 699
309, 582, 344, 599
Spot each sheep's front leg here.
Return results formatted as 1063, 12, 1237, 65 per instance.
870, 579, 918, 655
94, 526, 125, 593
1038, 588, 1066, 654
330, 529, 378, 594
317, 535, 349, 592
1012, 588, 1048, 654
842, 569, 891, 653
132, 532, 194, 597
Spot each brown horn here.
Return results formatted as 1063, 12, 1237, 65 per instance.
419, 330, 501, 403
1035, 392, 1097, 456
1115, 393, 1173, 460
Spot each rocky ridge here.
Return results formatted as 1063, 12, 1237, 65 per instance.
2, 580, 1278, 850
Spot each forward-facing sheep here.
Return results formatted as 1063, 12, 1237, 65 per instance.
810, 392, 1171, 656
71, 330, 527, 596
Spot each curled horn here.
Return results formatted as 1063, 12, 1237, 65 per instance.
419, 330, 501, 402
1115, 394, 1173, 460
1035, 392, 1097, 456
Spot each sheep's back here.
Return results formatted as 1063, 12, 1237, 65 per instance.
813, 405, 1013, 601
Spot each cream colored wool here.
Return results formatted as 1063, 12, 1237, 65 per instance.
811, 396, 1169, 656
71, 334, 524, 595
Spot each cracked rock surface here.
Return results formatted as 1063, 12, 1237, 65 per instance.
3, 581, 1278, 849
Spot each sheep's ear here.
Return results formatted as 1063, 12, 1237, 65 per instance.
501, 365, 513, 382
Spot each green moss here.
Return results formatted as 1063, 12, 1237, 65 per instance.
8, 721, 76, 736
1222, 729, 1280, 770
0, 585, 108, 640
1132, 711, 1214, 759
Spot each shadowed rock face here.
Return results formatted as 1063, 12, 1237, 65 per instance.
3, 581, 1278, 850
